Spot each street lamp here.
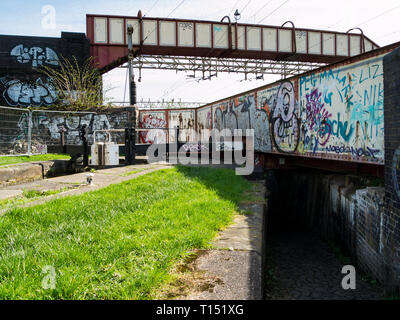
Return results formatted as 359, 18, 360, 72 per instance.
234, 9, 241, 22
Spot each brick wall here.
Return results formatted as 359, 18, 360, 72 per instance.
383, 47, 400, 293
0, 32, 90, 108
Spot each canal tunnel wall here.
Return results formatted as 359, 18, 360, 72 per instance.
266, 169, 387, 289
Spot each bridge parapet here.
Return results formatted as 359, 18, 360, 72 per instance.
86, 13, 379, 73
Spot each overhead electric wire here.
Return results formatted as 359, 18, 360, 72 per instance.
145, 0, 161, 17
167, 0, 187, 18
356, 4, 400, 27
240, 0, 253, 16
229, 0, 242, 16
249, 0, 274, 22
123, 64, 128, 103
257, 0, 290, 24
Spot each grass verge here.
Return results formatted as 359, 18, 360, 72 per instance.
0, 166, 250, 299
0, 154, 70, 166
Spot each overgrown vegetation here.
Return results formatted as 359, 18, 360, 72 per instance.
0, 166, 251, 299
40, 56, 113, 111
0, 154, 70, 166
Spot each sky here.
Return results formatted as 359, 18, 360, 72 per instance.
1, 0, 400, 105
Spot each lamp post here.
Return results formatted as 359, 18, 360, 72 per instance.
125, 17, 138, 165
234, 9, 241, 22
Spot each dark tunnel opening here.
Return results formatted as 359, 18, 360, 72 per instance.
263, 168, 384, 300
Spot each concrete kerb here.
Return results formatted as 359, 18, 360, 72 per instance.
0, 160, 71, 187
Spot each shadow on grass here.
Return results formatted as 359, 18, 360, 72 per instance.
173, 165, 265, 300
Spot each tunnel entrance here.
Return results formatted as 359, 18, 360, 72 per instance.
263, 168, 384, 300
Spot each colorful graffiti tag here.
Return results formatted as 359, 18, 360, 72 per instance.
298, 55, 385, 161
270, 81, 300, 153
136, 52, 387, 165
139, 112, 167, 144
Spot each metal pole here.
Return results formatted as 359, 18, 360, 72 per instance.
127, 24, 136, 106
27, 109, 32, 156
126, 24, 136, 165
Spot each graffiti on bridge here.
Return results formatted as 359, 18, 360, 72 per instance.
298, 56, 385, 161
270, 81, 300, 154
182, 143, 208, 152
213, 94, 271, 153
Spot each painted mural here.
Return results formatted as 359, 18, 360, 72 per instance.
135, 51, 387, 164
270, 81, 300, 153
213, 101, 229, 131
0, 33, 89, 108
211, 92, 274, 153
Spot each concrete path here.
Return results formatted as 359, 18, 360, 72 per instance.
0, 162, 173, 214
175, 180, 267, 300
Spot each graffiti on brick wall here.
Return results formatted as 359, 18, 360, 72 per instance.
10, 44, 59, 68
0, 76, 57, 107
14, 112, 123, 146
182, 143, 208, 152
169, 110, 195, 142
212, 101, 230, 131
270, 81, 300, 153
355, 188, 384, 253
139, 111, 167, 144
298, 56, 385, 161
211, 94, 271, 152
197, 106, 212, 142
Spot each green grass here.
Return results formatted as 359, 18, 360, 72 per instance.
0, 166, 251, 299
0, 154, 70, 166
